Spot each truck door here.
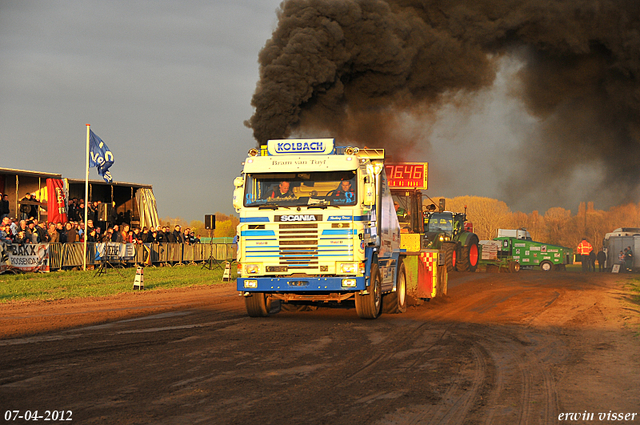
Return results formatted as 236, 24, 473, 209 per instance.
377, 170, 400, 292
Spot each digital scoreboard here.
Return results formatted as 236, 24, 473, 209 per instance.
385, 163, 428, 190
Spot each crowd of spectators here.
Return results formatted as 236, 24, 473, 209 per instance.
0, 192, 201, 246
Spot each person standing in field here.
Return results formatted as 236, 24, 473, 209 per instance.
625, 246, 634, 272
577, 238, 593, 272
588, 250, 596, 272
596, 250, 606, 272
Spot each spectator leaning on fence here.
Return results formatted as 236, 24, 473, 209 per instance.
155, 226, 165, 243
48, 223, 59, 243
37, 221, 49, 243
132, 227, 142, 243
173, 225, 184, 244
14, 230, 29, 244
147, 227, 157, 243
18, 220, 29, 240
10, 219, 18, 238
0, 224, 11, 243
86, 227, 97, 242
64, 222, 77, 243
27, 221, 38, 243
120, 224, 130, 243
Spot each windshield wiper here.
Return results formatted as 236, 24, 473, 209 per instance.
307, 205, 327, 209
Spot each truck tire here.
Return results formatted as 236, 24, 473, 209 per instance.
245, 292, 270, 317
442, 242, 457, 272
356, 264, 382, 319
508, 261, 520, 273
456, 234, 479, 272
383, 262, 407, 314
540, 261, 553, 272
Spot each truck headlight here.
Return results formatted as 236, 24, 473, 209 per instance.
244, 264, 260, 274
338, 262, 358, 274
244, 280, 258, 288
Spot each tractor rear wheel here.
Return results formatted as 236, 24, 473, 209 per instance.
456, 234, 479, 272
443, 243, 457, 272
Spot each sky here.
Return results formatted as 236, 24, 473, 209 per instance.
1, 0, 283, 222
0, 1, 606, 222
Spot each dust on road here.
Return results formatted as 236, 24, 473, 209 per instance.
1, 271, 639, 424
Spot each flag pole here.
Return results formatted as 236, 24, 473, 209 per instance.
84, 124, 90, 271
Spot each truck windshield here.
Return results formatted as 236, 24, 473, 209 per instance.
244, 171, 357, 208
427, 213, 453, 232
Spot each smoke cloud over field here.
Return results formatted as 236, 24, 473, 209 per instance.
246, 0, 640, 209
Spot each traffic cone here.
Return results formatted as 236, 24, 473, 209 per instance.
133, 266, 144, 290
223, 261, 231, 281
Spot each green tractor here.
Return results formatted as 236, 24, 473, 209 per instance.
422, 199, 480, 273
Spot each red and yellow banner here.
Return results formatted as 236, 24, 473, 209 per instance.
46, 178, 68, 223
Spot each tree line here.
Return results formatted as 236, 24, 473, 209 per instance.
442, 196, 640, 250
164, 196, 640, 250
161, 212, 239, 239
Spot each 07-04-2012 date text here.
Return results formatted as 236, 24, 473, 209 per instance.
4, 410, 72, 421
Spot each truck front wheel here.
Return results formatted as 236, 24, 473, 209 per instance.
245, 292, 270, 317
383, 262, 407, 314
356, 264, 382, 319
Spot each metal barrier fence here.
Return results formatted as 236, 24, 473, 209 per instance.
48, 242, 235, 270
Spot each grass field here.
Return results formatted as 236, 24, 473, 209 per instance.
0, 264, 236, 304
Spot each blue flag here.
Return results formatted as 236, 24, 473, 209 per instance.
89, 130, 114, 183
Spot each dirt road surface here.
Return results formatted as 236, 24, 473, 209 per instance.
1, 271, 640, 424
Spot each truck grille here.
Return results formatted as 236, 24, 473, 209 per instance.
279, 223, 318, 270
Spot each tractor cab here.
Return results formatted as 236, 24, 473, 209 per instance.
391, 189, 424, 234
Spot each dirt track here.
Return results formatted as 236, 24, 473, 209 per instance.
1, 271, 640, 424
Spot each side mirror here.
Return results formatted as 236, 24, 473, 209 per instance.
232, 177, 244, 211
363, 181, 375, 206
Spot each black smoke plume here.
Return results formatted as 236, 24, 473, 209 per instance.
246, 0, 640, 208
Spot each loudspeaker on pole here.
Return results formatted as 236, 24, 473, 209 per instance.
205, 214, 216, 230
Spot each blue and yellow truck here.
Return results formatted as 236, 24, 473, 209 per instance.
232, 138, 446, 319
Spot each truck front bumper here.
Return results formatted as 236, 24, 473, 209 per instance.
237, 276, 367, 293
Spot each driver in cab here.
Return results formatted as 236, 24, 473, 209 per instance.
269, 181, 295, 198
329, 180, 355, 200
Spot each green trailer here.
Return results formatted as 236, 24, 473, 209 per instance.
501, 237, 573, 271
479, 229, 573, 272
495, 229, 573, 271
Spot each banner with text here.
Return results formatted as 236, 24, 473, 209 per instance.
0, 243, 50, 273
46, 178, 68, 223
95, 242, 136, 262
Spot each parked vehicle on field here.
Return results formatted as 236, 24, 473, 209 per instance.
602, 228, 640, 271
490, 228, 573, 271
